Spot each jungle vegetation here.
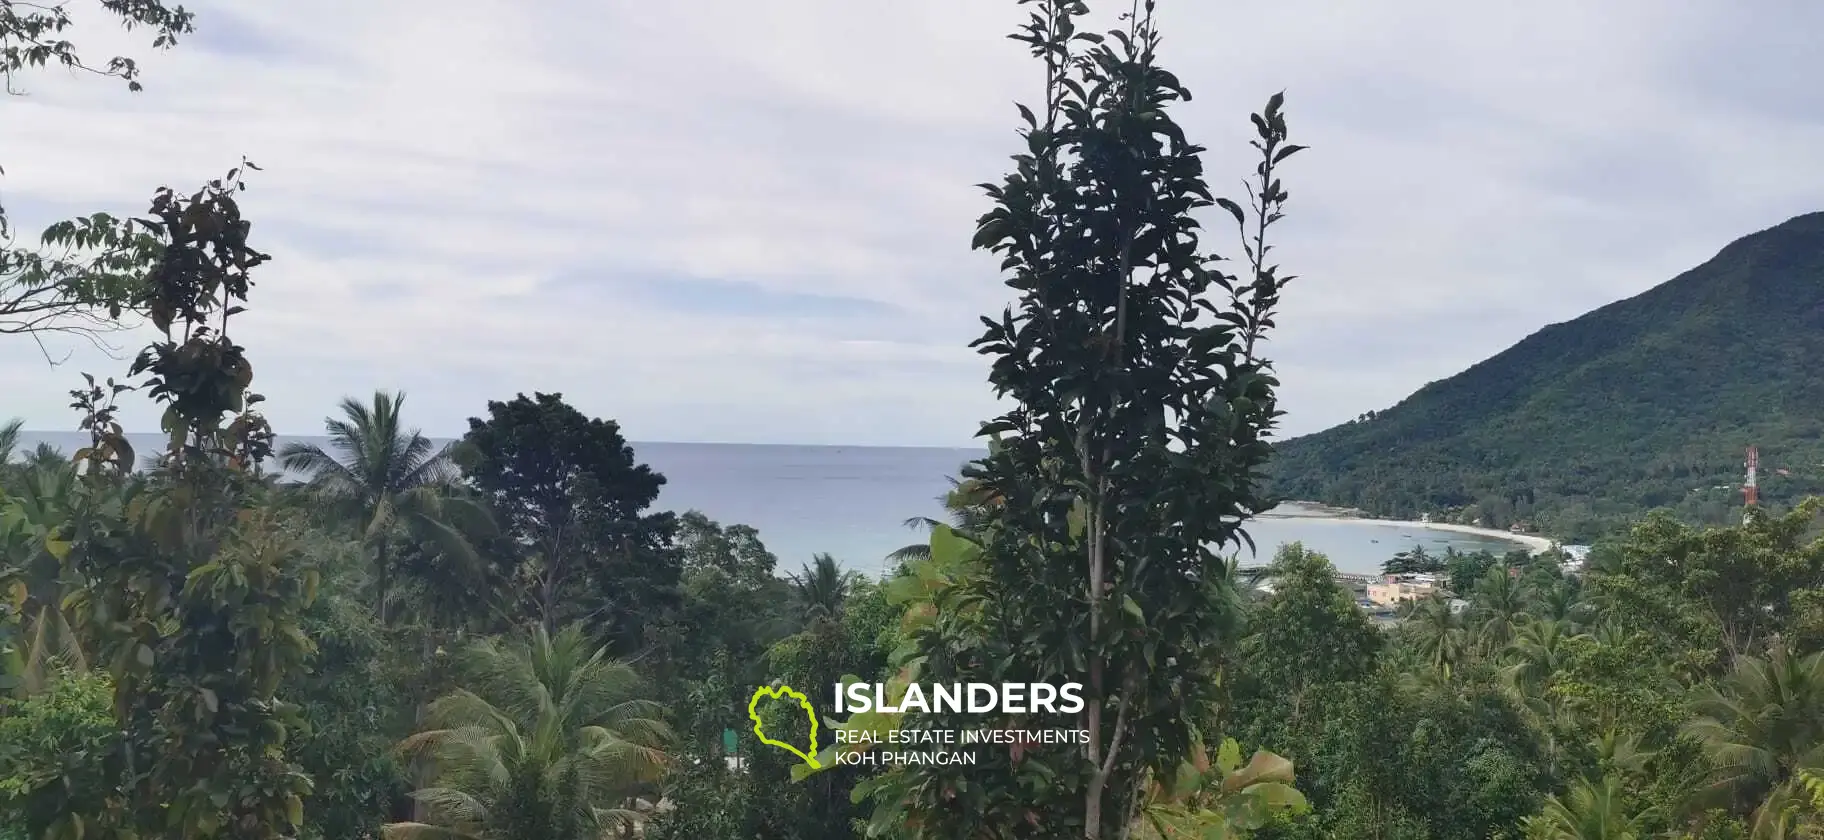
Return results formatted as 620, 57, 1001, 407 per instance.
4, 1, 1824, 839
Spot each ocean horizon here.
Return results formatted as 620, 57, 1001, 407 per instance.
6, 431, 1530, 577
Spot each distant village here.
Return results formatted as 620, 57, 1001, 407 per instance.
1245, 543, 1593, 627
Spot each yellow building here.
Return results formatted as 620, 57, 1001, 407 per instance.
1366, 581, 1434, 607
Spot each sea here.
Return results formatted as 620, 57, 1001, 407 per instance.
9, 433, 1528, 578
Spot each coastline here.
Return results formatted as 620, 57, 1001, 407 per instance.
1261, 501, 1556, 555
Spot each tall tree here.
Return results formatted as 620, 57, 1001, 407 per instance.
1238, 544, 1382, 726
55, 165, 319, 838
855, 1, 1304, 835
279, 390, 491, 625
458, 392, 679, 649
789, 552, 861, 623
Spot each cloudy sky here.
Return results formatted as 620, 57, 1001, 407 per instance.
2, 1, 1821, 448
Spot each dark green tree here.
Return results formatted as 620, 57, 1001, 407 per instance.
854, 1, 1304, 835
458, 392, 679, 650
1237, 544, 1381, 726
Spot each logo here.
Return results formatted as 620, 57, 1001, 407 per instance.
748, 684, 822, 768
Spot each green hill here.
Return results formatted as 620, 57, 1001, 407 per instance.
1267, 211, 1824, 543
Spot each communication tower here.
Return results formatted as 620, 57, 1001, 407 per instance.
1744, 446, 1759, 511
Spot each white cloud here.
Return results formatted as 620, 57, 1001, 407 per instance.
2, 0, 1822, 446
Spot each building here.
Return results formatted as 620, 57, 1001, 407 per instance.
1366, 580, 1434, 607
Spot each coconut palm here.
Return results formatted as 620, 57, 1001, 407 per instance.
1500, 618, 1579, 702
1529, 579, 1583, 627
1470, 566, 1529, 654
279, 391, 492, 624
887, 476, 999, 564
1685, 646, 1824, 839
791, 552, 862, 622
1522, 775, 1652, 840
0, 417, 20, 467
384, 623, 671, 840
1403, 595, 1465, 679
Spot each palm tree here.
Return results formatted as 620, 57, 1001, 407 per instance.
385, 624, 671, 840
279, 391, 491, 624
1501, 618, 1578, 701
887, 476, 999, 564
0, 417, 21, 467
1402, 596, 1465, 679
1470, 566, 1529, 654
1686, 646, 1824, 839
1522, 775, 1652, 840
1529, 579, 1584, 628
791, 553, 862, 622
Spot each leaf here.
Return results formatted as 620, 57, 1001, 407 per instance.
1214, 197, 1246, 227
199, 687, 219, 712
1221, 750, 1295, 793
43, 536, 71, 561
1122, 595, 1144, 623
1216, 737, 1242, 775
136, 644, 154, 667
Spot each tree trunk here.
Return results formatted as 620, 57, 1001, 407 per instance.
375, 538, 391, 625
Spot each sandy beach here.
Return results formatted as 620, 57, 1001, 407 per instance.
1381, 519, 1556, 554
1261, 502, 1557, 555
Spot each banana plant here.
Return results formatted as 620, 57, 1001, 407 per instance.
1131, 735, 1309, 840
0, 459, 97, 696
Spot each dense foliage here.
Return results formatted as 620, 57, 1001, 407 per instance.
4, 2, 1824, 840
1267, 211, 1824, 542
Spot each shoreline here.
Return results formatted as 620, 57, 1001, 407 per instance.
1262, 502, 1556, 555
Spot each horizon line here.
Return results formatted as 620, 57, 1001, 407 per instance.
11, 429, 988, 452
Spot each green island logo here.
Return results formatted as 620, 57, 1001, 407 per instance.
747, 684, 822, 768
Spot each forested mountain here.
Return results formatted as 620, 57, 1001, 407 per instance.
1268, 211, 1824, 542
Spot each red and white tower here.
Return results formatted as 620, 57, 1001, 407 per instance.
1744, 446, 1759, 508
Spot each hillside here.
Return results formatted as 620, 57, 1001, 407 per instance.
1267, 211, 1824, 542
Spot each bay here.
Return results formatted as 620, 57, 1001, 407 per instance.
9, 432, 1532, 577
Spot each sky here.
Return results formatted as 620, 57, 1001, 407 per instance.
2, 1, 1822, 448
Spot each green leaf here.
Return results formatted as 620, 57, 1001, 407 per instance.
1122, 595, 1144, 623
135, 644, 154, 667
1216, 737, 1242, 775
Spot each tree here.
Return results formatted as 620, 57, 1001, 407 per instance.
887, 476, 1000, 564
1404, 596, 1467, 679
384, 624, 671, 840
0, 0, 193, 98
857, 1, 1304, 834
2, 0, 198, 337
1470, 566, 1529, 654
280, 390, 492, 625
1521, 775, 1652, 840
1238, 544, 1381, 725
56, 165, 319, 838
789, 552, 861, 622
1384, 545, 1443, 576
1685, 646, 1824, 838
458, 392, 679, 648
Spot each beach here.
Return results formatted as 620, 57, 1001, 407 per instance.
1259, 502, 1556, 556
